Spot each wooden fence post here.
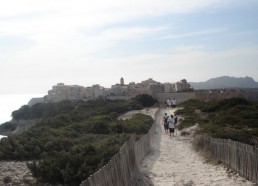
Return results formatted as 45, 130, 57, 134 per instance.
200, 135, 258, 184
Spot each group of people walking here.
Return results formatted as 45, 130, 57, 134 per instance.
162, 112, 178, 138
166, 98, 177, 108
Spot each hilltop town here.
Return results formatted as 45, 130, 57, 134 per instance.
28, 78, 193, 105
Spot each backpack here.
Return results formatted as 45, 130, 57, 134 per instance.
163, 115, 168, 124
174, 116, 178, 124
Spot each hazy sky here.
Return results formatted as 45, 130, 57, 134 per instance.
1, 0, 258, 95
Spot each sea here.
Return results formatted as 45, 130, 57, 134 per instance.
0, 94, 44, 139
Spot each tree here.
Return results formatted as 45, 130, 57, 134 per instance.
133, 94, 157, 107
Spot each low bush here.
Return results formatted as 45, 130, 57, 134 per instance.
133, 94, 158, 107
177, 98, 258, 146
0, 98, 154, 185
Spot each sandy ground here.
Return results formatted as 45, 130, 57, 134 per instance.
137, 108, 255, 186
118, 108, 159, 120
0, 161, 37, 186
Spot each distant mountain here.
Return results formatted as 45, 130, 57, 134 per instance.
190, 76, 258, 90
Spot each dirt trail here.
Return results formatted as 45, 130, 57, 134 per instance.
137, 108, 254, 186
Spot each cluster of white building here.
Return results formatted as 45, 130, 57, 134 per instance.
28, 78, 193, 105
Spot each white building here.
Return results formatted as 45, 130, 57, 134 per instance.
48, 83, 85, 102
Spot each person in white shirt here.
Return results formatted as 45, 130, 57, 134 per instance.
172, 98, 177, 108
168, 115, 175, 138
166, 98, 171, 108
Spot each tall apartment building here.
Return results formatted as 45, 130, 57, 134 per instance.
175, 79, 193, 92
48, 83, 85, 102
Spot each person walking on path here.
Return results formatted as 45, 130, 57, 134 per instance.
168, 114, 175, 138
162, 113, 169, 135
165, 98, 171, 108
172, 98, 177, 108
174, 114, 178, 136
137, 109, 254, 186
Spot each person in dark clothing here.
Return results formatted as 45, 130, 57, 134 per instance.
162, 113, 169, 135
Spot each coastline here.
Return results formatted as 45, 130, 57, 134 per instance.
0, 94, 44, 125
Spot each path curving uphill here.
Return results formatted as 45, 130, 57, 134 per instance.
137, 108, 254, 186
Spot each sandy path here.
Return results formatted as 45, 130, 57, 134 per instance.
138, 108, 254, 186
118, 108, 159, 120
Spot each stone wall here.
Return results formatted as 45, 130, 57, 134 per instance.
28, 97, 46, 106
154, 92, 196, 104
154, 90, 246, 103
195, 90, 245, 102
107, 95, 133, 100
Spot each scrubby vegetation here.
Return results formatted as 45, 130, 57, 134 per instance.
133, 94, 158, 107
175, 98, 258, 146
0, 96, 155, 185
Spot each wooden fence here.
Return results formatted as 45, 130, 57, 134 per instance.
200, 135, 258, 184
80, 109, 159, 186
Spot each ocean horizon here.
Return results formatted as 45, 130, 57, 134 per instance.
0, 94, 44, 125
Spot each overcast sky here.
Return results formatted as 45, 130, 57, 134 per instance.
1, 0, 258, 95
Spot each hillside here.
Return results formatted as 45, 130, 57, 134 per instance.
190, 76, 258, 90
0, 95, 157, 185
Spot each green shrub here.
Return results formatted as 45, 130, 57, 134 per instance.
203, 97, 251, 112
178, 98, 258, 145
178, 99, 205, 109
0, 122, 17, 132
179, 117, 197, 130
1, 98, 154, 185
133, 94, 157, 107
